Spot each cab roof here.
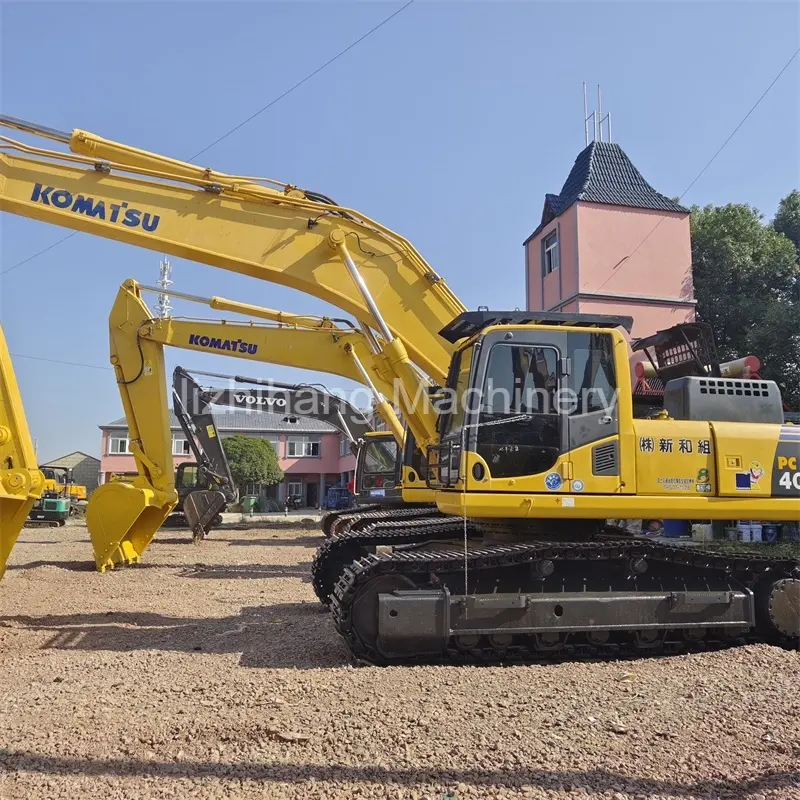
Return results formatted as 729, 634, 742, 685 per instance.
439, 310, 634, 343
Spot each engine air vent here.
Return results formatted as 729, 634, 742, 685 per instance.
592, 441, 618, 476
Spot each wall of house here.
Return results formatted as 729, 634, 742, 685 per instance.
525, 205, 579, 312
579, 297, 695, 341
43, 453, 101, 493
576, 204, 693, 305
99, 427, 357, 506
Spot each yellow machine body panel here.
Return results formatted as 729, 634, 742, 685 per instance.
41, 474, 88, 501
0, 325, 44, 579
437, 417, 799, 521
711, 421, 799, 498
632, 419, 717, 497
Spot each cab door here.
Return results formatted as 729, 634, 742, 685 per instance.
564, 331, 623, 493
469, 330, 570, 491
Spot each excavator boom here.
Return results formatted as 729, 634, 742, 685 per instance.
0, 325, 44, 579
86, 280, 406, 569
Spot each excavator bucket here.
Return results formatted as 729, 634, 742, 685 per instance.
0, 325, 44, 580
86, 479, 175, 572
183, 489, 228, 542
0, 483, 40, 581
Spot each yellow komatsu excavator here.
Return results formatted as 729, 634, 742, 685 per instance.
0, 325, 45, 579
0, 116, 797, 663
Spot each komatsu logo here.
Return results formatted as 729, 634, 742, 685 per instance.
233, 393, 286, 408
188, 334, 258, 355
30, 184, 161, 232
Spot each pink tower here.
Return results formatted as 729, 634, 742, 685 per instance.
524, 141, 695, 340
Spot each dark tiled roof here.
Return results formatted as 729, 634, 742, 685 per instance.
525, 141, 687, 242
102, 410, 339, 434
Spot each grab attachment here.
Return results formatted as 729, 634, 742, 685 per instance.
86, 479, 175, 572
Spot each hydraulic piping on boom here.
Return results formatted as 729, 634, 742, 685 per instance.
0, 116, 796, 659
0, 325, 45, 579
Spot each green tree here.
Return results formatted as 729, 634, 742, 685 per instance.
221, 435, 283, 494
773, 190, 800, 258
690, 202, 800, 407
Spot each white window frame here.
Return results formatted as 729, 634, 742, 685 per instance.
287, 437, 321, 458
172, 438, 192, 456
287, 480, 303, 496
339, 434, 350, 457
543, 230, 560, 274
268, 438, 281, 457
108, 437, 130, 455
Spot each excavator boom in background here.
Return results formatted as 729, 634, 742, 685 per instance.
0, 326, 44, 579
0, 116, 796, 662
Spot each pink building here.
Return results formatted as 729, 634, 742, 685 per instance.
524, 141, 695, 341
99, 409, 357, 508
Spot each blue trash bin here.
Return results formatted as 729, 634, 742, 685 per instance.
663, 519, 689, 538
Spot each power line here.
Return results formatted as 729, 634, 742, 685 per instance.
188, 0, 415, 161
0, 0, 414, 276
597, 46, 800, 292
10, 352, 112, 371
1, 232, 77, 277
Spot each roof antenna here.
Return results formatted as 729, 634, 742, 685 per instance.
583, 82, 612, 145
583, 82, 596, 146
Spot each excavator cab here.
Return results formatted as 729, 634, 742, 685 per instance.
428, 311, 629, 496
356, 431, 402, 506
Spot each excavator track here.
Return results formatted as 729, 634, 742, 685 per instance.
320, 505, 381, 538
329, 520, 800, 666
321, 504, 437, 539
312, 509, 450, 605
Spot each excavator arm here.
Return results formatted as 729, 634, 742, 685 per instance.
0, 117, 462, 399
172, 366, 379, 538
0, 325, 45, 579
177, 369, 376, 453
86, 280, 407, 569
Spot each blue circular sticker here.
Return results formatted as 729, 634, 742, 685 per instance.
545, 472, 563, 491
572, 479, 584, 493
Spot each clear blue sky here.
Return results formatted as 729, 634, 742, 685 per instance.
1, 1, 798, 462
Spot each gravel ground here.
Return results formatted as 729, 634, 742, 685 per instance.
1, 523, 798, 800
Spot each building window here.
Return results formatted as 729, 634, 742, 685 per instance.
287, 437, 320, 457
287, 480, 303, 497
543, 230, 560, 274
267, 438, 281, 457
108, 437, 130, 455
172, 438, 192, 456
339, 435, 350, 457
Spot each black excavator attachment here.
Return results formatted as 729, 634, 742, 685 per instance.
183, 489, 228, 543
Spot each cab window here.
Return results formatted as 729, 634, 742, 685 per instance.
440, 345, 474, 437
476, 343, 561, 478
569, 333, 616, 414
362, 440, 398, 473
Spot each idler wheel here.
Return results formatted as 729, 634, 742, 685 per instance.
766, 578, 800, 639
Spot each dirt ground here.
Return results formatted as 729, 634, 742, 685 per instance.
1, 523, 798, 800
